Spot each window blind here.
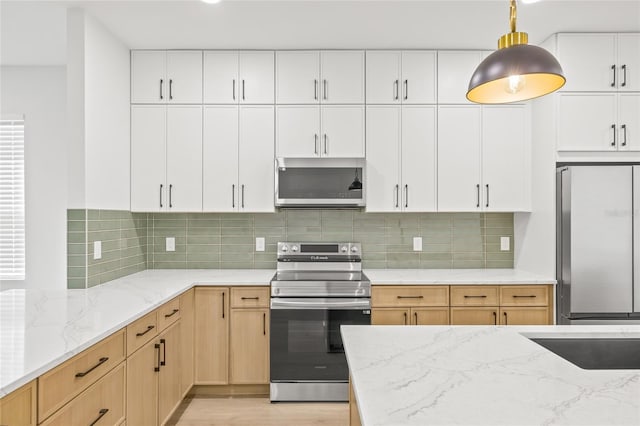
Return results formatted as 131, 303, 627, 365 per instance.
0, 117, 25, 280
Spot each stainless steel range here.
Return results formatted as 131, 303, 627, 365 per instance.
270, 242, 371, 402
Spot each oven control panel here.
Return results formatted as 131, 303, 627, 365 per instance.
277, 242, 361, 258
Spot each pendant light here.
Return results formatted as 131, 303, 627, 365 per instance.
348, 169, 362, 191
466, 0, 565, 104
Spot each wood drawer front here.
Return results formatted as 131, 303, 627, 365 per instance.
230, 287, 270, 308
450, 286, 499, 306
450, 307, 499, 326
372, 286, 449, 307
500, 286, 549, 307
158, 297, 181, 331
40, 362, 126, 426
0, 380, 36, 426
126, 310, 159, 356
500, 307, 551, 325
38, 330, 126, 422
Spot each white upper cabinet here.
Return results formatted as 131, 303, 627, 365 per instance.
437, 51, 482, 104
131, 51, 203, 104
557, 33, 640, 92
366, 106, 401, 212
204, 51, 274, 104
320, 106, 365, 157
366, 51, 436, 104
276, 106, 321, 158
618, 94, 640, 151
557, 94, 618, 151
276, 51, 364, 104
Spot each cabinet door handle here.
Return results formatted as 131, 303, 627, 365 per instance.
164, 308, 179, 318
232, 184, 235, 208
323, 134, 328, 155
621, 124, 627, 147
493, 311, 497, 325
485, 184, 490, 208
621, 64, 627, 87
503, 311, 508, 325
75, 357, 109, 378
611, 65, 616, 87
154, 343, 161, 372
169, 79, 173, 100
242, 79, 245, 101
394, 184, 399, 208
160, 338, 166, 366
160, 79, 164, 100
403, 312, 407, 325
397, 295, 424, 299
89, 408, 109, 426
323, 79, 328, 100
135, 325, 155, 337
314, 134, 318, 155
241, 184, 245, 209
222, 292, 225, 319
314, 79, 318, 100
159, 184, 163, 208
394, 79, 399, 100
464, 295, 487, 299
169, 184, 173, 208
413, 311, 418, 325
233, 79, 236, 100
611, 124, 617, 147
403, 79, 408, 100
512, 295, 537, 298
476, 184, 480, 208
404, 184, 408, 208
241, 296, 260, 300
263, 312, 267, 335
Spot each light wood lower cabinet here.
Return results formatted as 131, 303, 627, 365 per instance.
349, 379, 361, 426
450, 307, 499, 325
499, 307, 550, 325
230, 308, 270, 384
179, 289, 195, 397
0, 380, 36, 426
194, 287, 229, 384
158, 322, 182, 425
371, 307, 449, 325
372, 286, 450, 325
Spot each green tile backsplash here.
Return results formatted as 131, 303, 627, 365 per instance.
67, 209, 514, 288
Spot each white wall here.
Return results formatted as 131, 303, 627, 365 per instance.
0, 66, 67, 289
67, 8, 130, 210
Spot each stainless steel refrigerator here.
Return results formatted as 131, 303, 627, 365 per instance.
556, 165, 640, 324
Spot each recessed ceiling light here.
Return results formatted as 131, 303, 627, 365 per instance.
201, 0, 222, 4
520, 0, 541, 4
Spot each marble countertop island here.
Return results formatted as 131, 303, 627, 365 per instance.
343, 325, 640, 426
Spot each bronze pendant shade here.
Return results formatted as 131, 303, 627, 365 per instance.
466, 0, 566, 104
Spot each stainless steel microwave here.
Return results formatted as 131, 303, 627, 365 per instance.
275, 158, 365, 208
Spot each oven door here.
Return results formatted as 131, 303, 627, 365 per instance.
270, 298, 371, 382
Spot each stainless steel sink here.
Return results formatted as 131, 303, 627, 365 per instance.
530, 338, 640, 370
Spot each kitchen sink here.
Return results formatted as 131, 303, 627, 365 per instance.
530, 338, 640, 370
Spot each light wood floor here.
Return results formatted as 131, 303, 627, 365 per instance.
168, 396, 349, 426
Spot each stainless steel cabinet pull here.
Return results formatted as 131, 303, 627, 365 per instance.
75, 357, 109, 378
621, 124, 627, 147
493, 311, 497, 325
394, 184, 399, 208
314, 79, 318, 100
397, 295, 424, 299
485, 184, 490, 208
169, 79, 173, 100
160, 338, 166, 366
403, 80, 408, 100
403, 312, 407, 325
323, 79, 327, 100
503, 312, 508, 325
404, 184, 408, 208
222, 292, 225, 319
135, 325, 154, 337
242, 79, 245, 100
154, 343, 161, 372
476, 184, 480, 208
159, 184, 163, 208
169, 184, 173, 208
611, 65, 616, 87
464, 295, 487, 299
323, 134, 328, 155
164, 308, 179, 318
263, 313, 266, 335
160, 79, 164, 100
241, 184, 245, 208
394, 80, 399, 100
611, 124, 617, 147
414, 311, 418, 325
314, 134, 318, 155
621, 64, 627, 87
89, 408, 109, 426
233, 79, 236, 100
232, 184, 235, 208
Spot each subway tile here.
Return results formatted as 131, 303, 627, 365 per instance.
362, 260, 387, 269
67, 255, 86, 268
153, 261, 188, 269
186, 244, 221, 255
88, 230, 121, 242
387, 258, 420, 268
187, 261, 221, 269
420, 259, 454, 269
67, 232, 86, 244
254, 214, 286, 227
153, 219, 187, 229
485, 260, 514, 268
187, 253, 220, 263
67, 266, 86, 278
67, 278, 86, 289
67, 243, 86, 255
67, 209, 86, 220
67, 221, 86, 232
452, 260, 485, 268
88, 210, 100, 220
221, 226, 254, 236
254, 261, 277, 269
187, 235, 221, 245
483, 227, 514, 236
221, 244, 254, 254
153, 252, 187, 262
255, 253, 277, 263
221, 252, 253, 263
220, 261, 255, 269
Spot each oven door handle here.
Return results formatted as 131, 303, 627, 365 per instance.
270, 298, 371, 310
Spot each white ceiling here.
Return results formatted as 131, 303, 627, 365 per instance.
1, 0, 640, 66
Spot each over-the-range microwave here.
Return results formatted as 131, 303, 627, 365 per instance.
275, 157, 365, 208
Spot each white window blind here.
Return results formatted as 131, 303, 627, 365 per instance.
0, 117, 25, 280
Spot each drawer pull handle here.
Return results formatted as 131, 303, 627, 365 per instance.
160, 338, 167, 366
397, 295, 424, 299
413, 311, 418, 324
464, 295, 487, 298
164, 308, 179, 318
75, 357, 109, 378
135, 325, 155, 337
403, 312, 407, 325
241, 297, 260, 300
89, 408, 109, 426
512, 295, 537, 298
503, 311, 508, 325
154, 343, 161, 372
493, 311, 497, 325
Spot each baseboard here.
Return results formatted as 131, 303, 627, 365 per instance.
189, 384, 270, 397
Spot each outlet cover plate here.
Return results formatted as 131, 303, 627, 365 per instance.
500, 236, 510, 251
166, 237, 176, 252
93, 241, 102, 260
413, 237, 423, 251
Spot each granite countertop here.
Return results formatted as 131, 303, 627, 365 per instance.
342, 325, 640, 426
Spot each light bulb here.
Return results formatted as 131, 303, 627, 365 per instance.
506, 75, 526, 94
201, 0, 222, 4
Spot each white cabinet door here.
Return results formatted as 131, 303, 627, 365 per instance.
618, 34, 640, 92
437, 51, 482, 104
437, 106, 481, 211
557, 93, 618, 151
239, 106, 275, 212
557, 33, 617, 91
619, 94, 640, 151
320, 51, 364, 104
131, 105, 166, 212
166, 106, 203, 212
203, 106, 239, 211
276, 51, 320, 104
239, 51, 275, 104
366, 51, 401, 104
166, 51, 203, 104
401, 106, 437, 211
401, 51, 437, 104
366, 106, 401, 212
131, 51, 166, 104
321, 106, 365, 158
276, 106, 320, 157
482, 106, 528, 212
203, 51, 238, 104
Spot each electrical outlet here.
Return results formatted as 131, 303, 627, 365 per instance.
413, 237, 423, 251
256, 237, 265, 252
500, 236, 510, 251
166, 237, 176, 252
93, 241, 102, 260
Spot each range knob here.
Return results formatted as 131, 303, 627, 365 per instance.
281, 245, 288, 252
341, 246, 348, 253
291, 245, 299, 252
350, 246, 358, 253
